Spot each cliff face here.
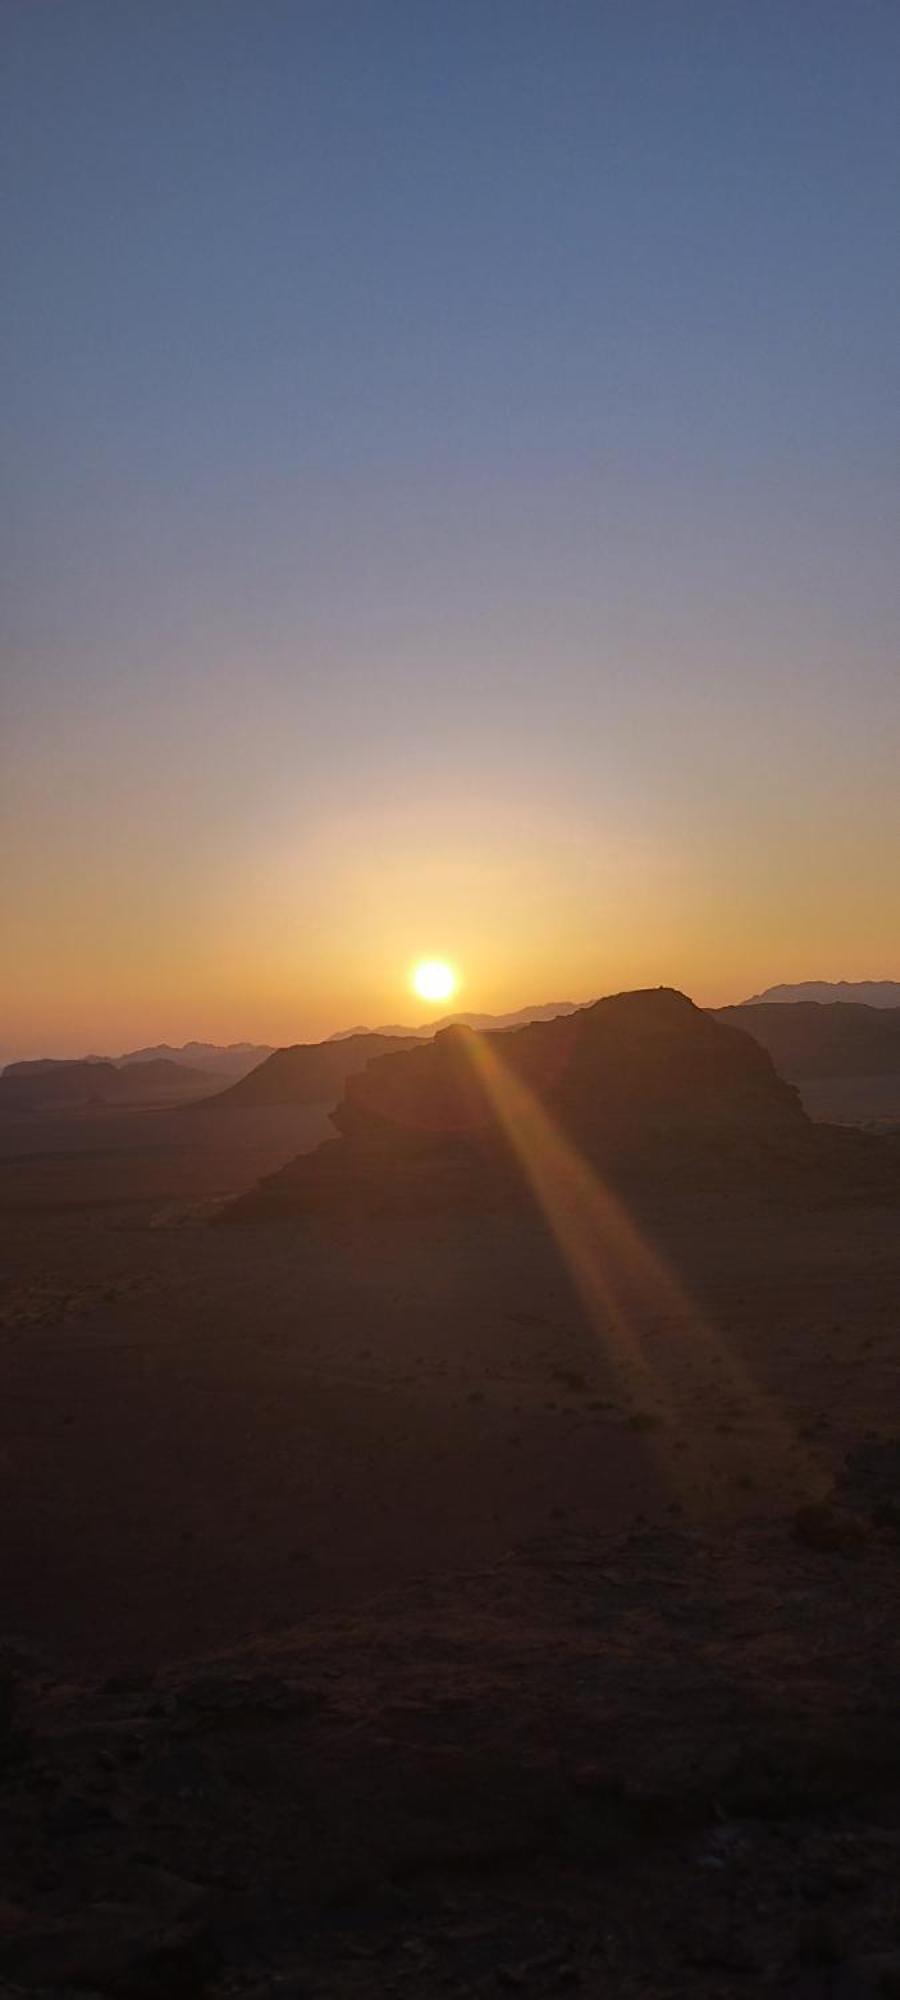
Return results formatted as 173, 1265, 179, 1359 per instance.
198, 1032, 420, 1110
229, 990, 823, 1220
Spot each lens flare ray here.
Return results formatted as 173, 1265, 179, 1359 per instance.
462, 1030, 825, 1511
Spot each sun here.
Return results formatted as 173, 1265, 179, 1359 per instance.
411, 958, 458, 1005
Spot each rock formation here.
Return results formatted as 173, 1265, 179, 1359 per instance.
230, 988, 842, 1220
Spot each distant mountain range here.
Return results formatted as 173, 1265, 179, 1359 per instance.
5, 1017, 577, 1084
328, 1002, 581, 1040
1, 1042, 272, 1084
714, 1002, 900, 1080
743, 981, 900, 1008
12, 987, 900, 1120
106, 1041, 271, 1077
0, 1056, 221, 1112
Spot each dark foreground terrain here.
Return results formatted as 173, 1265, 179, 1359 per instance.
2, 1048, 900, 1995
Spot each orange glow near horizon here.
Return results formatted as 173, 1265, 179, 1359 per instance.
5, 6, 900, 1069
4, 731, 898, 1063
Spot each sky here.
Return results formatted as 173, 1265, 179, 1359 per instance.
2, 0, 899, 1058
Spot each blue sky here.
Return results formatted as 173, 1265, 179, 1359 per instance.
3, 1, 899, 1054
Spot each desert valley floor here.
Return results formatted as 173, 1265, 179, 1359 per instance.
2, 1092, 900, 1995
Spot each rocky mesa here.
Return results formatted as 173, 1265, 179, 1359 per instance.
228, 988, 862, 1221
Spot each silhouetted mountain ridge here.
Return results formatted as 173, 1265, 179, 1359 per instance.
230, 988, 873, 1221
0, 1057, 218, 1112
194, 1032, 421, 1111
110, 1041, 270, 1076
200, 1007, 585, 1109
3, 1043, 271, 1083
328, 1002, 581, 1040
744, 981, 900, 1008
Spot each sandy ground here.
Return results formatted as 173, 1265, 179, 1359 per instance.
1, 1103, 899, 1676
1, 1102, 900, 1994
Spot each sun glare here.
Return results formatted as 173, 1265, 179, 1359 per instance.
412, 958, 458, 1005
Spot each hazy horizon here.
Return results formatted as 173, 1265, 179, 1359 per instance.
4, 2, 899, 1058
8, 973, 900, 1068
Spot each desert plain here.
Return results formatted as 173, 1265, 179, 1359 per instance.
2, 999, 900, 1997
